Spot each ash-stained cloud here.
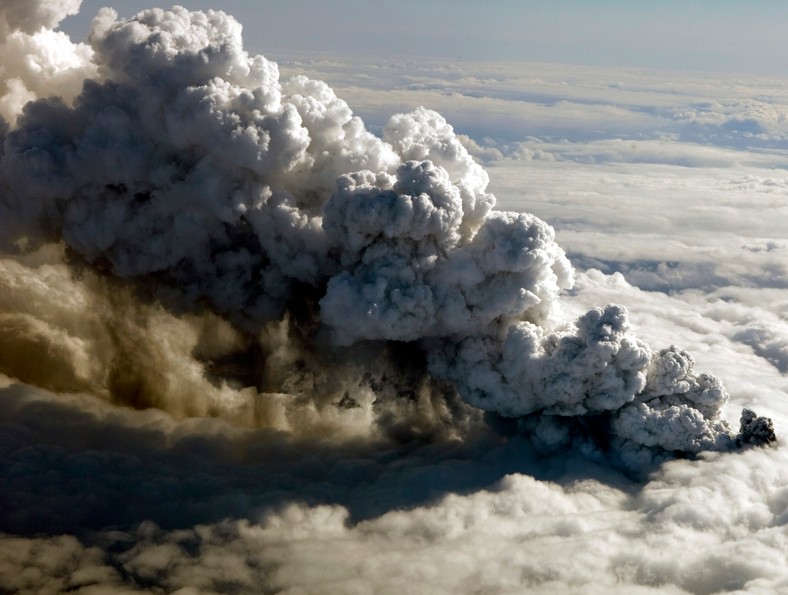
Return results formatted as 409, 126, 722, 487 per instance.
0, 2, 774, 466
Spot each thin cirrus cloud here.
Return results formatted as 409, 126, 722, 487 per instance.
0, 1, 786, 594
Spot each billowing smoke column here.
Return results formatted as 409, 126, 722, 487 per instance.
0, 3, 775, 466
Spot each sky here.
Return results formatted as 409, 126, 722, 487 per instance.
61, 0, 788, 74
1, 1, 788, 594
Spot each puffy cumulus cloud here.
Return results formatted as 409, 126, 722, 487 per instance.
429, 305, 751, 463
383, 106, 496, 234
321, 163, 571, 344
456, 133, 505, 163
612, 346, 734, 452
0, 0, 95, 125
429, 304, 650, 418
0, 0, 81, 36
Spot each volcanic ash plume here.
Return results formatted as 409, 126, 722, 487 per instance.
0, 3, 775, 465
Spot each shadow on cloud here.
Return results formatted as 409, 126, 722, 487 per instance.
0, 382, 636, 538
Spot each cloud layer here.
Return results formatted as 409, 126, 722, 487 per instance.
1, 383, 786, 594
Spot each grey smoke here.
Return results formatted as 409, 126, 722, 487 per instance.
738, 408, 777, 446
0, 1, 776, 474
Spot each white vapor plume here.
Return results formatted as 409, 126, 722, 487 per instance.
0, 0, 95, 125
0, 3, 774, 466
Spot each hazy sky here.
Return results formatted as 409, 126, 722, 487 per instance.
60, 0, 788, 74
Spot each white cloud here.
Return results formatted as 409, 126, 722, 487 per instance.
0, 0, 95, 125
276, 55, 788, 154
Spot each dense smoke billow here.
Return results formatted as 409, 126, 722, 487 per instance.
2, 2, 786, 593
0, 1, 774, 466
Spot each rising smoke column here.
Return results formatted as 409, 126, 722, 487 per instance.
0, 3, 775, 465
